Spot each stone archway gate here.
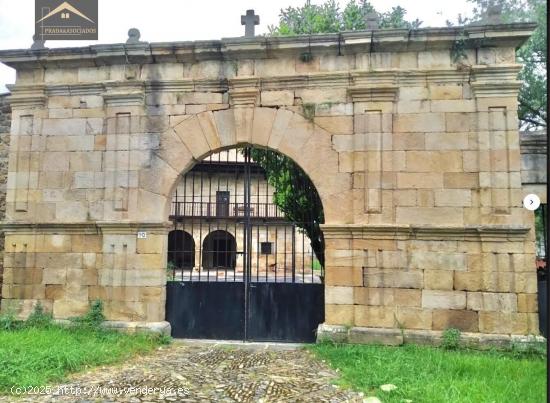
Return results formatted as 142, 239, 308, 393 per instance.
0, 22, 541, 342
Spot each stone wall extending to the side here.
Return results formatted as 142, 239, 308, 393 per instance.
0, 22, 542, 340
0, 93, 11, 300
520, 130, 547, 203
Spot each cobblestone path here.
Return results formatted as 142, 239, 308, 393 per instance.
3, 341, 364, 402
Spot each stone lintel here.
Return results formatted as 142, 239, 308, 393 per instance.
320, 224, 531, 241
317, 324, 546, 348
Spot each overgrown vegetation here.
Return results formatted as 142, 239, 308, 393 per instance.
69, 299, 106, 329
249, 147, 325, 267
447, 0, 547, 130
441, 327, 461, 350
0, 302, 170, 393
310, 341, 547, 402
268, 0, 421, 35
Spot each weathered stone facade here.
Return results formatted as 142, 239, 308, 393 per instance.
0, 93, 11, 300
0, 22, 541, 338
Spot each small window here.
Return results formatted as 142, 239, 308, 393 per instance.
260, 242, 273, 255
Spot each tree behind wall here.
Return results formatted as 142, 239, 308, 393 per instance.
268, 0, 421, 35
249, 148, 326, 269
448, 0, 547, 130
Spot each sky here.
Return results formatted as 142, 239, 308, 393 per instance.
0, 0, 475, 93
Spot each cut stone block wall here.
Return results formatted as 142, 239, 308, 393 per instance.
520, 130, 547, 204
0, 93, 11, 300
0, 22, 542, 338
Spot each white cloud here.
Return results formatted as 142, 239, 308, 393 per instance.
0, 0, 474, 93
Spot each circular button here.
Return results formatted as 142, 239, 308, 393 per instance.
523, 194, 541, 211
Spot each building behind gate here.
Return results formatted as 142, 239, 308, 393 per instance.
0, 21, 543, 343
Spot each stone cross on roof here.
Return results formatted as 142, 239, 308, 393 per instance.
241, 9, 260, 37
365, 12, 379, 30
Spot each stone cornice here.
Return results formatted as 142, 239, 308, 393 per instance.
146, 80, 194, 92
103, 82, 145, 107
48, 83, 104, 96
5, 84, 46, 109
351, 71, 397, 87
229, 77, 260, 89
0, 221, 172, 234
348, 86, 398, 102
470, 64, 523, 98
321, 224, 530, 241
471, 81, 522, 98
5, 66, 515, 99
0, 23, 536, 69
2, 222, 531, 241
471, 64, 522, 81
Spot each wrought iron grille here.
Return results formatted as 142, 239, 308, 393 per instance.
167, 146, 325, 284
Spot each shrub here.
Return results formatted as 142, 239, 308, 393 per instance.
442, 328, 461, 350
155, 332, 172, 345
0, 309, 22, 331
71, 300, 106, 329
25, 302, 53, 328
166, 261, 176, 281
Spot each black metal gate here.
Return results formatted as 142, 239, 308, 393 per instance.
165, 147, 325, 342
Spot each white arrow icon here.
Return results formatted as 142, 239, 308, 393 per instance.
523, 194, 541, 211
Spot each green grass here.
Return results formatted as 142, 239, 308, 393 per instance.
0, 325, 167, 393
310, 342, 547, 403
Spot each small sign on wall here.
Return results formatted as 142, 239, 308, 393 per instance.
137, 231, 147, 239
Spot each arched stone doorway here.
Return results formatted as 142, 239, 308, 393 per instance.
142, 107, 350, 224
202, 230, 237, 270
165, 145, 326, 341
167, 230, 195, 270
